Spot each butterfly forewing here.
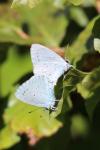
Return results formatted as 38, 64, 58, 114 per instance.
30, 44, 71, 83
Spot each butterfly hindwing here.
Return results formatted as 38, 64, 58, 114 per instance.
15, 76, 55, 109
30, 44, 67, 66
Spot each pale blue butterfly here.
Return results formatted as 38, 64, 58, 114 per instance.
15, 44, 71, 110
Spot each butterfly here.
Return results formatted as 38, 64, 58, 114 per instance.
15, 44, 71, 110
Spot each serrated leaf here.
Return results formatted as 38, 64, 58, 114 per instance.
66, 16, 100, 66
3, 95, 62, 138
0, 126, 20, 149
63, 68, 87, 111
56, 68, 86, 113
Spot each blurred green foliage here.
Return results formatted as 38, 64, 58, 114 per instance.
0, 0, 100, 150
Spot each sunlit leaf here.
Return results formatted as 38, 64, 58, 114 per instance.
0, 21, 33, 45
54, 0, 95, 7
66, 16, 99, 66
1, 46, 32, 96
4, 95, 62, 138
0, 126, 20, 149
0, 3, 67, 47
0, 1, 99, 149
18, 1, 67, 47
12, 0, 42, 8
66, 0, 84, 5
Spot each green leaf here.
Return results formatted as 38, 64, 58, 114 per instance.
92, 17, 100, 39
70, 6, 88, 27
94, 38, 100, 53
0, 21, 34, 45
85, 88, 100, 120
0, 126, 20, 149
92, 16, 100, 53
54, 0, 95, 7
1, 46, 32, 96
0, 3, 67, 47
77, 67, 100, 99
55, 0, 85, 6
62, 87, 73, 112
63, 68, 87, 111
66, 16, 100, 66
51, 97, 64, 118
18, 1, 67, 47
66, 0, 84, 5
71, 114, 89, 137
63, 67, 87, 88
66, 0, 95, 6
77, 67, 100, 119
12, 0, 42, 8
54, 0, 66, 8
4, 95, 62, 138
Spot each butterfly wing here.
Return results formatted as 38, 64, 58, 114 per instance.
15, 76, 55, 109
15, 44, 71, 109
30, 44, 71, 83
31, 44, 67, 65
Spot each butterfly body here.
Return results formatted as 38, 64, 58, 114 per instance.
15, 44, 71, 110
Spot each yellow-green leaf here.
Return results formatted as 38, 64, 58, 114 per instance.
4, 95, 62, 138
0, 126, 20, 149
1, 46, 32, 96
